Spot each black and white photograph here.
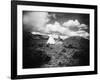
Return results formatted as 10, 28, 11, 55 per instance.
23, 11, 90, 68
11, 1, 97, 79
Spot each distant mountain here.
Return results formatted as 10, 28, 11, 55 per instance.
31, 34, 49, 40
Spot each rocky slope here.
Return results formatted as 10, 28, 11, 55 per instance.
23, 32, 89, 68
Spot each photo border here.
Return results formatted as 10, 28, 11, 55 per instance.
11, 1, 97, 79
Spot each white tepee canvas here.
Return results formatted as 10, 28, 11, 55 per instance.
47, 36, 56, 44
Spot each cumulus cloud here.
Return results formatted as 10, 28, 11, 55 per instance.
45, 20, 89, 39
45, 21, 66, 34
63, 19, 80, 27
63, 19, 87, 30
62, 20, 89, 39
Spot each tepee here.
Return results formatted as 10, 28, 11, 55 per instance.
47, 35, 56, 44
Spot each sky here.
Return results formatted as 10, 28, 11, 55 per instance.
23, 11, 89, 39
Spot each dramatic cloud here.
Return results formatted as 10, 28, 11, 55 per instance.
63, 19, 88, 31
62, 19, 89, 38
45, 21, 66, 34
23, 12, 89, 39
45, 20, 89, 39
